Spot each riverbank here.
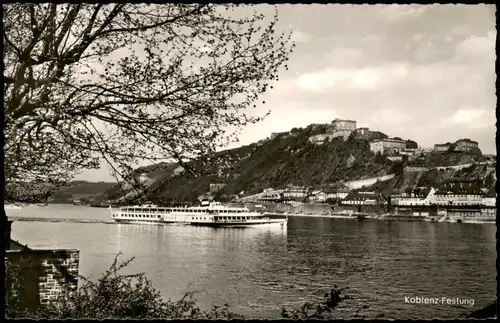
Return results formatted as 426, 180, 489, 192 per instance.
268, 212, 495, 224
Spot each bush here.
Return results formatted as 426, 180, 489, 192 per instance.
281, 286, 351, 319
5, 261, 32, 318
6, 253, 243, 319
6, 253, 402, 320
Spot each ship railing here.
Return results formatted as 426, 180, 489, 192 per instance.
216, 218, 249, 223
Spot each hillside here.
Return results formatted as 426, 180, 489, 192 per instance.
103, 162, 183, 201
100, 125, 396, 203
408, 150, 485, 167
98, 124, 493, 204
364, 162, 496, 196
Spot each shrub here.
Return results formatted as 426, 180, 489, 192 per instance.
6, 253, 243, 319
6, 253, 406, 320
5, 260, 32, 318
281, 286, 379, 319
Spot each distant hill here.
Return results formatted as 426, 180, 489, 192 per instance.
49, 181, 117, 203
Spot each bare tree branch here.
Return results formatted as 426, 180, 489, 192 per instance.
3, 3, 294, 204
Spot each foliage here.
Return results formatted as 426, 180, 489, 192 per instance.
281, 286, 382, 320
410, 151, 483, 168
6, 253, 244, 319
5, 261, 32, 318
5, 252, 362, 319
7, 252, 487, 319
130, 128, 394, 203
3, 3, 294, 204
364, 162, 495, 195
281, 286, 352, 319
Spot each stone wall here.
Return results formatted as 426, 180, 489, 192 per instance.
5, 249, 80, 312
344, 174, 395, 190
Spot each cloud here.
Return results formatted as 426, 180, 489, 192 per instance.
409, 62, 467, 86
323, 47, 364, 67
430, 106, 494, 131
296, 63, 409, 93
412, 33, 424, 42
451, 108, 485, 124
454, 31, 496, 58
290, 30, 312, 43
364, 109, 411, 136
377, 4, 428, 22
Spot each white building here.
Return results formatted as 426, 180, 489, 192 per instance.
428, 181, 483, 206
370, 138, 407, 155
309, 191, 327, 202
341, 192, 379, 205
391, 188, 435, 206
283, 186, 308, 199
331, 118, 356, 131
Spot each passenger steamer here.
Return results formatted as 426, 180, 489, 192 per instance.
110, 202, 287, 227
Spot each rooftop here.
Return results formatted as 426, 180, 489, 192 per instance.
332, 118, 356, 123
372, 137, 406, 143
435, 183, 483, 196
434, 142, 453, 146
456, 138, 478, 144
344, 192, 381, 200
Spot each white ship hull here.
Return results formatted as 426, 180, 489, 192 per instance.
190, 218, 286, 227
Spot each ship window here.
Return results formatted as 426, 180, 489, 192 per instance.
192, 217, 194, 220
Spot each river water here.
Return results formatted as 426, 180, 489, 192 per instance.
7, 204, 496, 319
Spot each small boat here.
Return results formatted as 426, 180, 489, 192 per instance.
110, 202, 287, 227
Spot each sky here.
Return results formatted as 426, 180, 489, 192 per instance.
75, 4, 496, 182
